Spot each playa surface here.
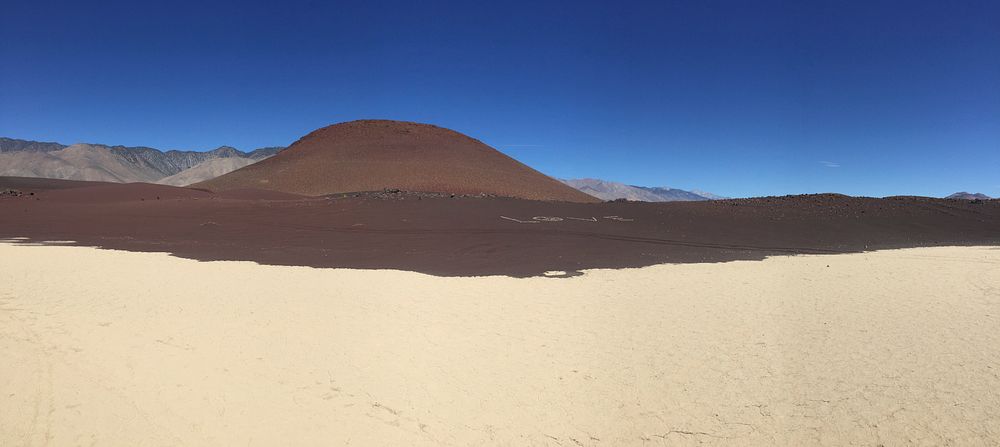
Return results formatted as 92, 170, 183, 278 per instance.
2, 242, 998, 445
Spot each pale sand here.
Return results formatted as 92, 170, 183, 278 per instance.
1, 244, 999, 446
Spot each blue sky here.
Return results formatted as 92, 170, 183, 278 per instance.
2, 0, 998, 198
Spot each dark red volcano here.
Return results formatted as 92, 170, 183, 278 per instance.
194, 120, 598, 202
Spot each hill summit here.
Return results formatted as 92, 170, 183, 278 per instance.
194, 120, 598, 202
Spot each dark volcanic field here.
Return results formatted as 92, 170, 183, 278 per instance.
2, 177, 999, 277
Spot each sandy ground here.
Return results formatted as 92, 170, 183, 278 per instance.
1, 243, 999, 446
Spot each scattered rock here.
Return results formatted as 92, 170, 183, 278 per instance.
328, 189, 499, 201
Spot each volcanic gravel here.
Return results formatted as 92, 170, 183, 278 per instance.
2, 177, 998, 277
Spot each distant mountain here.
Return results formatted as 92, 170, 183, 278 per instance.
560, 178, 665, 201
0, 137, 282, 185
246, 147, 283, 159
157, 157, 262, 186
561, 178, 724, 202
946, 192, 992, 200
0, 144, 165, 183
689, 189, 728, 200
637, 186, 714, 201
0, 137, 66, 153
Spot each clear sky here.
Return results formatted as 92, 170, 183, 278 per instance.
2, 0, 998, 198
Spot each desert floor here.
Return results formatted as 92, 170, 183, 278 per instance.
1, 242, 999, 446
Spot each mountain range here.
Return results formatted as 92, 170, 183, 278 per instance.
0, 136, 729, 201
0, 137, 281, 184
946, 192, 992, 200
560, 178, 725, 202
6, 136, 985, 202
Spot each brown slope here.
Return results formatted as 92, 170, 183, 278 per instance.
193, 120, 599, 202
1, 190, 999, 277
36, 182, 213, 203
0, 176, 111, 192
156, 157, 263, 186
